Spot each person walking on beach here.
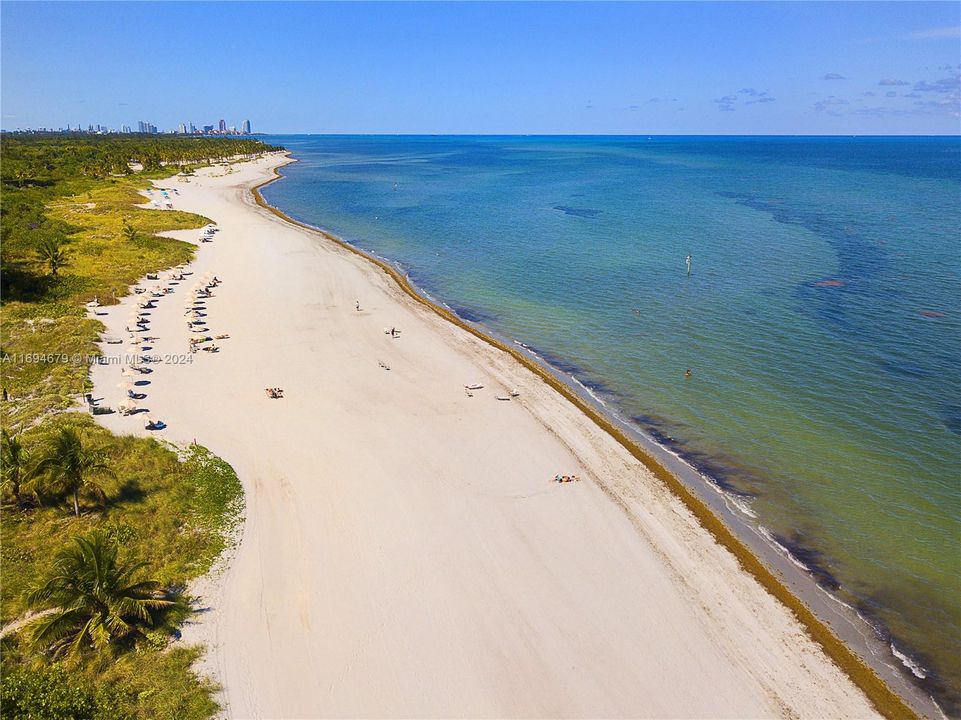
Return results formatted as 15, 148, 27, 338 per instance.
356, 300, 361, 311
686, 254, 693, 276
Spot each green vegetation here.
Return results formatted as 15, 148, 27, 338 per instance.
26, 530, 184, 660
1, 429, 29, 506
2, 422, 243, 623
1, 665, 128, 720
1, 134, 266, 718
33, 427, 112, 517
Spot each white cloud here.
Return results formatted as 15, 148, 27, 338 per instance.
910, 26, 961, 40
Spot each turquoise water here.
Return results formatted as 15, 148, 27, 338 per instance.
261, 135, 961, 710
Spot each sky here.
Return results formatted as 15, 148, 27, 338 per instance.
2, 1, 959, 135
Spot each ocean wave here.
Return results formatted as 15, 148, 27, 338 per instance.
758, 526, 812, 573
570, 375, 608, 408
891, 643, 928, 679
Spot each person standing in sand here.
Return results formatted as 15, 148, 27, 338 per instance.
356, 300, 361, 311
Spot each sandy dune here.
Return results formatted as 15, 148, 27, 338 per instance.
90, 155, 878, 719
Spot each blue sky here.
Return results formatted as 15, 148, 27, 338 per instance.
2, 1, 959, 134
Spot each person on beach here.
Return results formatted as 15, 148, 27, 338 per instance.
390, 327, 396, 337
356, 300, 361, 311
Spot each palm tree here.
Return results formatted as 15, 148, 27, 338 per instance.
1, 429, 29, 506
121, 219, 137, 243
34, 427, 111, 517
27, 531, 181, 660
36, 235, 69, 277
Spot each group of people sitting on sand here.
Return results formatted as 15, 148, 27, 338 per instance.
553, 474, 581, 483
190, 334, 229, 348
265, 387, 284, 399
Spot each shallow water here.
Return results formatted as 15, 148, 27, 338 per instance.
261, 135, 961, 710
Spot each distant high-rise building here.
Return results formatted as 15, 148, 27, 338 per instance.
203, 125, 214, 134
189, 122, 197, 134
178, 123, 187, 134
218, 118, 227, 132
122, 125, 131, 133
138, 120, 146, 133
242, 119, 251, 134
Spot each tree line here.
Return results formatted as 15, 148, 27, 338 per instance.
2, 134, 283, 183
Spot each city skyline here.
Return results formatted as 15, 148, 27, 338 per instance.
6, 116, 254, 135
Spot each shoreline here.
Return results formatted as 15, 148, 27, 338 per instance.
252, 157, 940, 718
92, 155, 916, 716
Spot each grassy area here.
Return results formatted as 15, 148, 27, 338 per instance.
1, 643, 219, 720
1, 421, 243, 624
1, 135, 269, 719
2, 176, 205, 431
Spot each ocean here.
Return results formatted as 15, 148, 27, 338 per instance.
259, 135, 961, 711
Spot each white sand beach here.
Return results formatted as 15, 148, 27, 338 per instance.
90, 155, 880, 719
